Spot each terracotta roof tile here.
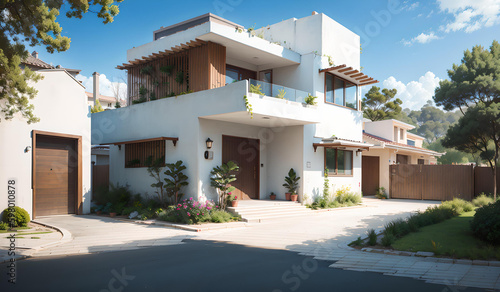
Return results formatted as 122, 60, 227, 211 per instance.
363, 132, 439, 154
22, 54, 54, 69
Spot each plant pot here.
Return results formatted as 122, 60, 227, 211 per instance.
96, 211, 102, 215
270, 195, 276, 200
109, 212, 117, 217
231, 201, 239, 207
285, 193, 291, 201
291, 194, 298, 202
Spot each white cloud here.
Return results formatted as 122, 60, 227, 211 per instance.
76, 73, 127, 101
437, 0, 500, 33
401, 32, 440, 46
406, 2, 420, 11
373, 72, 441, 110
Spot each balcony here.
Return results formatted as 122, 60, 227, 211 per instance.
248, 79, 310, 103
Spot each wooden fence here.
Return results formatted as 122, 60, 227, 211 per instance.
390, 164, 474, 201
474, 167, 500, 196
92, 165, 109, 193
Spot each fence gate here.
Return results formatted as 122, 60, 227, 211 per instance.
390, 164, 474, 201
92, 164, 109, 193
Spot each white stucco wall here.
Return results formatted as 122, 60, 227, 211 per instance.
0, 70, 91, 218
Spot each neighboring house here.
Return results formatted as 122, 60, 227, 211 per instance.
91, 12, 378, 202
0, 51, 91, 218
91, 145, 110, 165
86, 72, 126, 110
361, 119, 443, 196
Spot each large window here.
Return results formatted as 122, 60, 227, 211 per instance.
325, 148, 353, 176
125, 140, 165, 168
325, 74, 358, 110
225, 65, 257, 84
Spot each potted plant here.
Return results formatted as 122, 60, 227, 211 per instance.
270, 192, 277, 200
228, 193, 238, 207
291, 193, 298, 202
283, 168, 300, 201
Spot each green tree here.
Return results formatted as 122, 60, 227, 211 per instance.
210, 161, 239, 209
434, 40, 500, 113
90, 99, 104, 113
362, 86, 402, 121
1, 0, 123, 123
163, 160, 189, 205
442, 102, 500, 200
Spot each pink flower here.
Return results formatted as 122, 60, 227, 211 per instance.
176, 208, 180, 210
178, 204, 181, 207
197, 213, 199, 216
189, 197, 193, 200
235, 196, 238, 200
228, 192, 232, 195
187, 212, 191, 216
207, 207, 212, 210
184, 205, 187, 209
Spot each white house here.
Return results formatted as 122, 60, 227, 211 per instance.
0, 52, 91, 218
362, 119, 443, 196
91, 12, 378, 203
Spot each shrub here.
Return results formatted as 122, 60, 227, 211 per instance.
0, 221, 9, 230
367, 229, 377, 246
349, 236, 363, 247
210, 210, 233, 223
471, 200, 500, 245
166, 198, 214, 224
381, 231, 395, 247
93, 183, 132, 206
335, 187, 362, 205
375, 187, 388, 199
472, 194, 495, 208
1, 207, 30, 227
441, 198, 474, 215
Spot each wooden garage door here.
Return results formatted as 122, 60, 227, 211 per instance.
35, 135, 77, 216
362, 156, 379, 196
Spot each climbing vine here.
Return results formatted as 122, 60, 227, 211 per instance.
243, 95, 253, 119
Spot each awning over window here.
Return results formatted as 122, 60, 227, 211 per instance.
102, 137, 178, 146
313, 137, 372, 152
319, 64, 378, 87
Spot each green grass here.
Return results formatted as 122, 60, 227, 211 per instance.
392, 211, 500, 260
17, 231, 53, 235
0, 227, 30, 233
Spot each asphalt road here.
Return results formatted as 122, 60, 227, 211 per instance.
1, 240, 484, 292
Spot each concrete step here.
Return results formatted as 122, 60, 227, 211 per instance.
227, 200, 314, 223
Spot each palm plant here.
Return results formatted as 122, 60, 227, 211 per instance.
164, 160, 189, 204
283, 168, 300, 194
210, 161, 239, 209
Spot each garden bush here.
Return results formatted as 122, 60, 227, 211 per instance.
381, 231, 395, 247
472, 194, 495, 208
162, 197, 214, 224
470, 200, 500, 245
441, 198, 474, 215
93, 183, 132, 206
0, 221, 9, 230
1, 206, 30, 227
367, 229, 377, 246
210, 210, 234, 223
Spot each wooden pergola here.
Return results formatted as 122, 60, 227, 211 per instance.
319, 64, 379, 87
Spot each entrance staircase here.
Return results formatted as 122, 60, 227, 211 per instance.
227, 200, 314, 223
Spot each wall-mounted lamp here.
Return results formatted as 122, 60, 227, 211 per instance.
25, 146, 32, 153
205, 138, 214, 160
206, 138, 213, 149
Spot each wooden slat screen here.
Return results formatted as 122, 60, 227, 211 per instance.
127, 42, 226, 105
125, 140, 166, 168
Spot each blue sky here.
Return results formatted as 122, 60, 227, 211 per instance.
31, 0, 500, 110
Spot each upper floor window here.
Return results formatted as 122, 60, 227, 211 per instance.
407, 139, 415, 146
325, 74, 358, 110
225, 65, 256, 84
400, 128, 404, 140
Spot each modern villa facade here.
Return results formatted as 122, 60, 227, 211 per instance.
91, 12, 377, 203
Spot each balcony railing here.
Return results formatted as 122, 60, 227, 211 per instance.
248, 79, 310, 103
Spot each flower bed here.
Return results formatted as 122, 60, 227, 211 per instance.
157, 198, 239, 225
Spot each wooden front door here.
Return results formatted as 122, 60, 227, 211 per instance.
362, 156, 379, 196
222, 135, 260, 200
35, 135, 77, 216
